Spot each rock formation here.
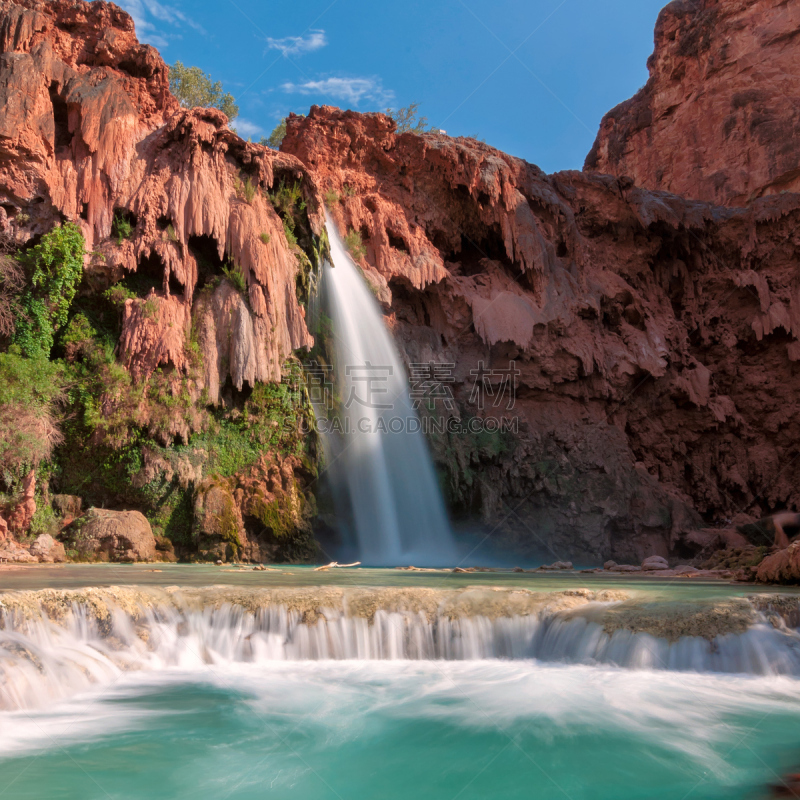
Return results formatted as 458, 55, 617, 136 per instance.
0, 0, 320, 560
756, 541, 800, 584
585, 0, 800, 205
283, 104, 800, 563
62, 507, 157, 561
0, 0, 314, 390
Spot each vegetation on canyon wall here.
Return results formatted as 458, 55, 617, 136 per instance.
0, 202, 321, 559
0, 23, 324, 561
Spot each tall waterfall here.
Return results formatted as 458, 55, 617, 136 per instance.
317, 215, 456, 566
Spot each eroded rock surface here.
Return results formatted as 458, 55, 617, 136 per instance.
585, 0, 800, 205
283, 105, 800, 563
756, 542, 800, 584
0, 0, 313, 394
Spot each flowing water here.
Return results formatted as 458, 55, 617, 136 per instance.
315, 215, 456, 566
1, 581, 800, 798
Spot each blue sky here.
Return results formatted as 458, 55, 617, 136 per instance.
118, 0, 668, 173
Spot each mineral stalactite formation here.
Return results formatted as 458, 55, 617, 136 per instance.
0, 0, 313, 388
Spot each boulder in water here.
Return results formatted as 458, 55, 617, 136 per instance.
609, 564, 642, 573
641, 556, 670, 571
30, 534, 66, 563
603, 560, 617, 570
539, 561, 573, 571
65, 509, 157, 562
756, 542, 800, 585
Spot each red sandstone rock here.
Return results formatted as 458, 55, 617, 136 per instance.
7, 469, 35, 534
756, 542, 800, 584
64, 507, 157, 562
30, 533, 65, 562
4, 0, 800, 569
585, 0, 800, 205
283, 106, 800, 563
0, 0, 313, 396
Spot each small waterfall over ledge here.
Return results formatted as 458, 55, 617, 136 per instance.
2, 590, 800, 710
316, 215, 456, 566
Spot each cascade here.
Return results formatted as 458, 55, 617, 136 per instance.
3, 599, 800, 711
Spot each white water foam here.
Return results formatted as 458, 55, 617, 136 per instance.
3, 659, 800, 781
2, 602, 800, 712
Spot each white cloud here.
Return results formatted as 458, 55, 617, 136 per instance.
117, 0, 204, 48
266, 30, 327, 57
232, 118, 265, 138
282, 77, 394, 107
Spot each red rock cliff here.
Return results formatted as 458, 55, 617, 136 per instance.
284, 106, 800, 562
0, 0, 313, 392
585, 0, 800, 206
4, 0, 800, 566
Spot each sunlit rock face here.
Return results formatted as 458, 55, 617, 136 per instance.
0, 0, 312, 391
283, 104, 800, 564
585, 0, 800, 206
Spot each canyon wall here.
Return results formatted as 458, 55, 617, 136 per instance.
585, 0, 800, 206
0, 0, 322, 561
284, 106, 800, 563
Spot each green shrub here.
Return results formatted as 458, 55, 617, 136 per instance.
324, 188, 340, 206
61, 313, 97, 362
166, 223, 179, 242
187, 368, 312, 477
14, 222, 85, 359
341, 185, 356, 197
259, 232, 271, 245
262, 115, 306, 149
29, 503, 59, 536
269, 180, 306, 217
283, 219, 298, 248
385, 102, 432, 133
0, 350, 66, 474
104, 283, 137, 307
142, 296, 160, 321
111, 211, 134, 244
222, 262, 247, 293
235, 174, 258, 204
344, 229, 366, 261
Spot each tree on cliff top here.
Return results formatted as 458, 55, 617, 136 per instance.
385, 103, 432, 134
169, 62, 239, 122
261, 115, 306, 149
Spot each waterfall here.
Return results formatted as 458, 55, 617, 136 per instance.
3, 600, 800, 710
317, 214, 456, 566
